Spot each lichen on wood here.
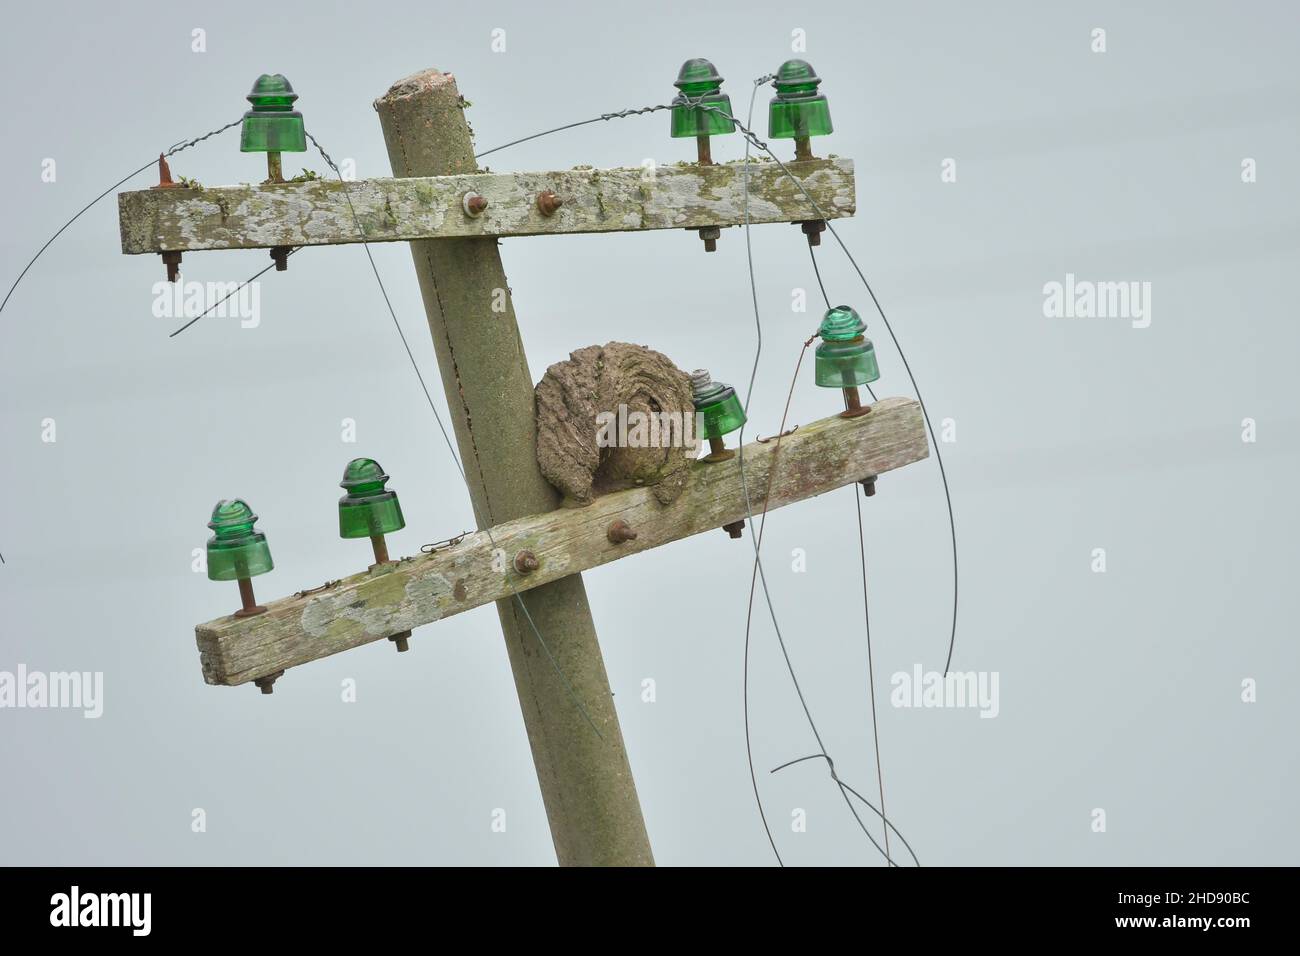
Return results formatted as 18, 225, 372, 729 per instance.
535, 342, 697, 506
116, 157, 856, 254
193, 398, 929, 688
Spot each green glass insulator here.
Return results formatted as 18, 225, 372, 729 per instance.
240, 74, 307, 153
815, 305, 880, 387
691, 370, 747, 439
819, 304, 866, 341
670, 58, 736, 138
815, 339, 880, 388
768, 59, 833, 139
338, 458, 406, 539
206, 498, 274, 582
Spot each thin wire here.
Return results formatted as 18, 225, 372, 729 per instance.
831, 221, 958, 675
817, 240, 894, 859
476, 118, 606, 159
0, 118, 243, 566
808, 242, 832, 309
737, 339, 901, 867
0, 119, 243, 321
306, 131, 603, 740
702, 98, 959, 678
0, 160, 151, 317
735, 353, 898, 865
168, 249, 300, 337
736, 75, 783, 866
473, 104, 675, 160
733, 77, 905, 867
168, 106, 682, 335
770, 753, 920, 866
855, 489, 891, 864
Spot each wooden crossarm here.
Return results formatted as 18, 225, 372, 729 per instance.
118, 157, 855, 254
195, 397, 927, 687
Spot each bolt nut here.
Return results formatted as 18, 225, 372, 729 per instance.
514, 550, 539, 574
254, 670, 284, 695
722, 519, 745, 540
462, 192, 489, 217
536, 190, 563, 216
800, 219, 827, 247
607, 519, 638, 544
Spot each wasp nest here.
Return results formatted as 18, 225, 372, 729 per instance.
535, 342, 698, 506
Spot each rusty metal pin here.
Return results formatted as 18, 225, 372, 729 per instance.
861, 476, 877, 497
370, 534, 391, 567
702, 434, 735, 463
270, 246, 290, 272
696, 135, 713, 166
514, 550, 539, 574
722, 519, 745, 540
254, 670, 284, 695
841, 386, 872, 419
389, 630, 412, 653
153, 154, 180, 190
233, 576, 267, 618
607, 519, 638, 544
536, 190, 563, 216
161, 250, 182, 284
462, 192, 488, 217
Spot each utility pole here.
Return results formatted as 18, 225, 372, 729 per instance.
116, 65, 918, 867
374, 69, 652, 867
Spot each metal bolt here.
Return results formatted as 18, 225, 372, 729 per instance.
697, 225, 721, 253
254, 670, 284, 695
536, 190, 563, 216
861, 476, 877, 497
800, 219, 826, 247
462, 192, 488, 217
607, 519, 638, 544
266, 151, 284, 184
722, 519, 745, 539
234, 576, 267, 618
841, 385, 872, 419
161, 251, 182, 284
514, 550, 539, 574
269, 246, 290, 272
388, 630, 412, 653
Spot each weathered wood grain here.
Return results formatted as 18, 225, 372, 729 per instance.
118, 157, 855, 254
195, 397, 928, 687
